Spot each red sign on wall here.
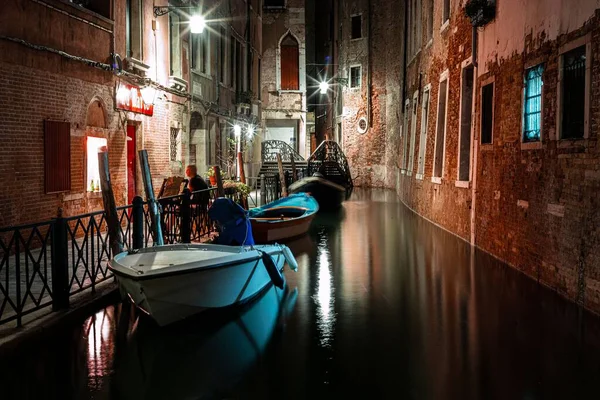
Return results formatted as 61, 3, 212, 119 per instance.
115, 82, 154, 116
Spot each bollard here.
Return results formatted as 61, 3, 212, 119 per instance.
51, 208, 70, 311
180, 188, 192, 243
260, 174, 266, 206
132, 196, 144, 249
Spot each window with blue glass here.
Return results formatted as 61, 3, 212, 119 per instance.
523, 64, 544, 142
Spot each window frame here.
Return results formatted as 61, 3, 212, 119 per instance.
279, 33, 300, 91
351, 14, 362, 40
125, 0, 143, 60
457, 59, 474, 185
442, 0, 451, 29
192, 30, 210, 76
407, 90, 420, 176
432, 69, 449, 183
521, 64, 544, 145
417, 84, 431, 179
557, 34, 591, 141
480, 76, 495, 146
349, 65, 362, 90
401, 99, 411, 172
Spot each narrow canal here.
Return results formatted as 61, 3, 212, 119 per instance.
2, 189, 600, 399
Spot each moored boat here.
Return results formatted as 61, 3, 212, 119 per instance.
288, 174, 347, 211
248, 193, 319, 243
108, 243, 298, 326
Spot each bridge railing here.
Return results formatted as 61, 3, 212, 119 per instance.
261, 140, 305, 163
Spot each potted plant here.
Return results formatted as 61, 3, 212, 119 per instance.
465, 0, 496, 27
206, 166, 225, 186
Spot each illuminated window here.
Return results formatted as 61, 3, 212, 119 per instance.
523, 64, 543, 142
87, 137, 107, 192
192, 30, 209, 74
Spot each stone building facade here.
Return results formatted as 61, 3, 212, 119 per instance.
335, 0, 600, 313
259, 0, 310, 162
0, 0, 261, 226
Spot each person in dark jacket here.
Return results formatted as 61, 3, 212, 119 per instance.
185, 165, 209, 205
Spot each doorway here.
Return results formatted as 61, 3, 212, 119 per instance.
127, 124, 137, 204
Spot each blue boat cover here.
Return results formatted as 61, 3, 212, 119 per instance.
248, 193, 319, 218
208, 198, 255, 246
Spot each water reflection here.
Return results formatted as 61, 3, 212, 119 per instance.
111, 284, 297, 400
314, 234, 335, 347
3, 188, 600, 399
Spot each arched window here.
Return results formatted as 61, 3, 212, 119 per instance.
280, 34, 299, 90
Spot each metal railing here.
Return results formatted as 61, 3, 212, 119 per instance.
261, 140, 305, 163
0, 187, 226, 328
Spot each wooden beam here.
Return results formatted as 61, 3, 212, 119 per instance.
277, 153, 288, 197
214, 165, 225, 197
139, 149, 164, 246
98, 151, 124, 256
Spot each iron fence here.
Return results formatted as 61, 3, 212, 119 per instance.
0, 187, 223, 328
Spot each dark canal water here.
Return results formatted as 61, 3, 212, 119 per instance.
3, 189, 600, 399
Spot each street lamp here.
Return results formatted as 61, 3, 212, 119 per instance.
246, 124, 255, 138
319, 81, 329, 95
233, 125, 242, 137
153, 6, 205, 34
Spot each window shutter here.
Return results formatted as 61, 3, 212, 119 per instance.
281, 45, 299, 90
44, 120, 71, 193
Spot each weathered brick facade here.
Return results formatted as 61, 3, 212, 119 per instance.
336, 0, 600, 313
0, 0, 262, 226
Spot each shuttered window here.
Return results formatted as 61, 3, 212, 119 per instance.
280, 35, 299, 90
44, 120, 71, 193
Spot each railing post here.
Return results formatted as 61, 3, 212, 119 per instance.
215, 165, 225, 197
260, 173, 266, 206
51, 208, 69, 311
132, 196, 144, 250
180, 189, 192, 244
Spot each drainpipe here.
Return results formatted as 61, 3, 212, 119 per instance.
401, 1, 408, 104
367, 0, 372, 127
470, 26, 479, 246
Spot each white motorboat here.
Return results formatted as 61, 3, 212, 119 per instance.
108, 243, 298, 326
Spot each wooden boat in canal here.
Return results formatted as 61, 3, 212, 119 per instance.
108, 243, 298, 326
289, 140, 353, 211
248, 193, 319, 243
288, 173, 347, 211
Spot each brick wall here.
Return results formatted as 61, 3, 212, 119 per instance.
336, 0, 600, 314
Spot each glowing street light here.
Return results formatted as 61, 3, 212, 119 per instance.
319, 81, 329, 95
233, 124, 242, 137
247, 124, 255, 138
153, 7, 206, 35
190, 15, 206, 34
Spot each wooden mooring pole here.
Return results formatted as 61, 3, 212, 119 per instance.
139, 149, 164, 246
277, 153, 288, 197
98, 150, 124, 256
214, 165, 225, 197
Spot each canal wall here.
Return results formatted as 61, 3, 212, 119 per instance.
336, 1, 600, 314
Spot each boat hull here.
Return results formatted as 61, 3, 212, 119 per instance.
250, 212, 316, 243
289, 177, 346, 210
109, 245, 289, 326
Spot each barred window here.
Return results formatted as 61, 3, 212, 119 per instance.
170, 128, 179, 162
523, 64, 543, 142
561, 46, 586, 139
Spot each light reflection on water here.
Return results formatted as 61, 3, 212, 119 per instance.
314, 234, 335, 348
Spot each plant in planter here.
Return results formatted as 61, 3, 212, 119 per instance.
222, 180, 251, 208
464, 0, 496, 27
206, 166, 225, 186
